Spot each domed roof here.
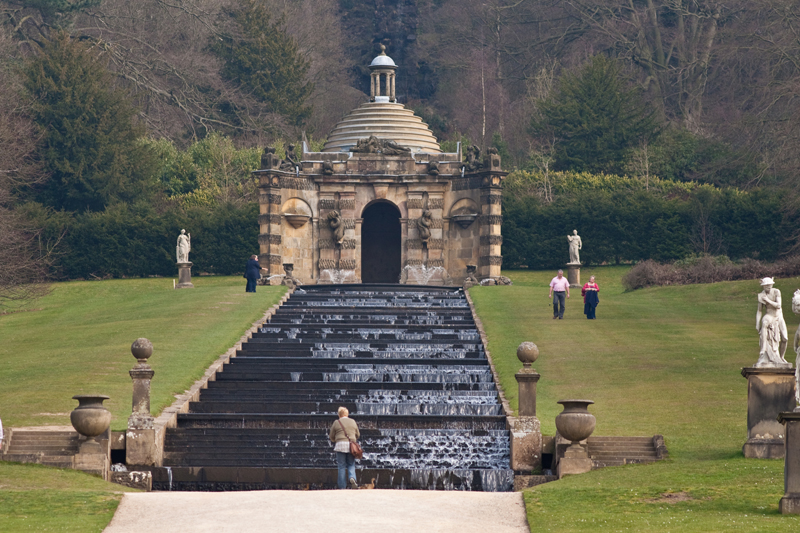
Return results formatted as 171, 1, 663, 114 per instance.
370, 45, 397, 68
322, 102, 442, 153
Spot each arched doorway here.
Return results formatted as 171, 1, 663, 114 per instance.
361, 202, 401, 283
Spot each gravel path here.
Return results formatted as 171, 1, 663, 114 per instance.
104, 490, 530, 533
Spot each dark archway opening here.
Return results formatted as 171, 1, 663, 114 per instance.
361, 202, 402, 283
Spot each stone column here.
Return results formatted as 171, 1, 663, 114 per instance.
742, 367, 797, 458
126, 338, 160, 466
566, 263, 580, 288
390, 73, 396, 102
175, 262, 193, 289
779, 411, 800, 514
510, 342, 543, 472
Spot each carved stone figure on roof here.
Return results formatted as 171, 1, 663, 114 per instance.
417, 209, 433, 243
280, 144, 299, 171
327, 210, 345, 244
465, 145, 483, 172
352, 135, 382, 153
322, 160, 334, 175
427, 161, 439, 175
382, 139, 411, 155
261, 146, 277, 169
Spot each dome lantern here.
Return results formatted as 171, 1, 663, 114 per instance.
369, 45, 397, 103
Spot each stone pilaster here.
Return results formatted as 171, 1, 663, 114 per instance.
779, 411, 800, 514
742, 367, 797, 458
257, 172, 283, 281
406, 191, 424, 268
479, 182, 503, 280
318, 192, 336, 274
426, 192, 444, 269
338, 191, 357, 275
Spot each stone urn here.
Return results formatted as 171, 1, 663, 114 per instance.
517, 342, 539, 368
555, 399, 595, 451
70, 395, 112, 440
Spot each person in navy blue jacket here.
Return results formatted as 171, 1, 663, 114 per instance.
244, 255, 261, 292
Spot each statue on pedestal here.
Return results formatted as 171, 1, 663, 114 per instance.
567, 230, 582, 264
176, 229, 191, 263
755, 277, 791, 368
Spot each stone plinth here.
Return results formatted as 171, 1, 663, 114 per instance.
566, 263, 580, 288
557, 444, 593, 478
742, 367, 797, 458
516, 369, 540, 417
510, 416, 542, 472
127, 339, 160, 466
778, 411, 800, 514
176, 262, 194, 289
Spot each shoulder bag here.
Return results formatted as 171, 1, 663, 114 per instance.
337, 418, 363, 459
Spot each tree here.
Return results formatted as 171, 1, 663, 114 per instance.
211, 0, 314, 127
23, 31, 155, 211
532, 55, 658, 174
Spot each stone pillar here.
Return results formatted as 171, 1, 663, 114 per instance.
257, 171, 283, 282
742, 367, 797, 458
175, 262, 193, 289
566, 263, 581, 288
426, 193, 446, 283
126, 338, 160, 467
318, 193, 336, 279
511, 342, 543, 472
406, 192, 424, 274
390, 73, 396, 102
338, 191, 357, 278
779, 411, 800, 514
478, 163, 505, 280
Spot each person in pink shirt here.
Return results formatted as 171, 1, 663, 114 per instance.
549, 269, 571, 319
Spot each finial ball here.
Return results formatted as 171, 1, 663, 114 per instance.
131, 338, 153, 360
517, 342, 539, 364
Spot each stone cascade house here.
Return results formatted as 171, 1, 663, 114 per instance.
254, 47, 506, 285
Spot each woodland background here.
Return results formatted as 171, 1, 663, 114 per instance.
3, 0, 800, 305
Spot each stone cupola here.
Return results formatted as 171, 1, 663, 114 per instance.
369, 44, 397, 103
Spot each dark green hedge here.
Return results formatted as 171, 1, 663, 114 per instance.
35, 202, 259, 279
502, 187, 792, 269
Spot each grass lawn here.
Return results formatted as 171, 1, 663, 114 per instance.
469, 267, 800, 531
1, 276, 285, 532
0, 462, 136, 532
1, 276, 286, 431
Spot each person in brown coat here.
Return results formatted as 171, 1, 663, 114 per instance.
329, 406, 360, 489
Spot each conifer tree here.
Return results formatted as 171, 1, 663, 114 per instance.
211, 0, 314, 127
532, 55, 658, 175
23, 32, 154, 212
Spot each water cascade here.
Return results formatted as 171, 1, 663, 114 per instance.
155, 284, 512, 491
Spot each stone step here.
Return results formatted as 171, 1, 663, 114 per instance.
187, 401, 503, 416
148, 466, 514, 491
205, 381, 497, 392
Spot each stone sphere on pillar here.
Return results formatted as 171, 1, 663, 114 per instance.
131, 338, 153, 362
517, 342, 539, 367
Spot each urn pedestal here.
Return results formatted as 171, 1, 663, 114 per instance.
70, 395, 111, 479
778, 411, 800, 514
176, 262, 194, 289
555, 399, 596, 478
742, 367, 796, 458
126, 338, 161, 467
565, 263, 581, 288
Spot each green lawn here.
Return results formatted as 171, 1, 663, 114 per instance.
1, 276, 285, 431
1, 276, 285, 532
469, 267, 800, 531
0, 462, 136, 533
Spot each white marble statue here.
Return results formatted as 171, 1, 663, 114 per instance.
176, 229, 191, 263
567, 230, 582, 264
755, 277, 791, 368
793, 289, 800, 407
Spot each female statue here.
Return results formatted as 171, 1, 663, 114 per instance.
755, 277, 790, 368
567, 230, 582, 264
176, 229, 191, 263
793, 289, 800, 406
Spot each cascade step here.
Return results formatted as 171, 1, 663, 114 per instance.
160, 285, 511, 491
